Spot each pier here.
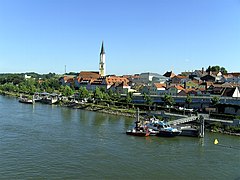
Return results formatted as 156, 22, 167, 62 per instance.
152, 111, 234, 138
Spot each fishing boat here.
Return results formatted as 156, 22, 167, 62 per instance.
146, 116, 181, 137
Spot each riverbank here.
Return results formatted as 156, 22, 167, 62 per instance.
1, 92, 239, 136
61, 101, 139, 118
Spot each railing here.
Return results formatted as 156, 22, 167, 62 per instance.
168, 115, 198, 125
168, 113, 233, 125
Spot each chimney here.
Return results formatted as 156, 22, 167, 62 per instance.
202, 67, 204, 74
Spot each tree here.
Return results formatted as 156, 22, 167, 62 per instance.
109, 90, 121, 102
212, 66, 220, 72
185, 94, 192, 108
62, 86, 74, 97
0, 83, 17, 92
211, 96, 220, 107
143, 93, 153, 110
102, 92, 110, 101
162, 94, 175, 107
78, 87, 89, 100
93, 87, 103, 103
18, 83, 28, 93
125, 92, 133, 107
48, 78, 61, 90
220, 67, 227, 74
206, 65, 227, 74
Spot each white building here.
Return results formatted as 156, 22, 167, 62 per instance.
132, 72, 167, 85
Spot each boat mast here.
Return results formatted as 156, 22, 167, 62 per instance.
135, 108, 140, 129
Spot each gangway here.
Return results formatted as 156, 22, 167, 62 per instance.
168, 115, 198, 125
167, 113, 233, 125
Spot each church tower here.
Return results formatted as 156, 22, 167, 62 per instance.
99, 41, 106, 76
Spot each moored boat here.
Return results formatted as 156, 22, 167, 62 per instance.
179, 127, 199, 137
126, 109, 158, 137
146, 116, 181, 137
19, 95, 34, 104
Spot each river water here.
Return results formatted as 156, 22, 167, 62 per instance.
0, 95, 239, 179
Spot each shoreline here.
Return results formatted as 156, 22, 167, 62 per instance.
61, 101, 240, 137
1, 92, 239, 137
61, 102, 138, 118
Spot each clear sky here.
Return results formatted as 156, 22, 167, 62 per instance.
0, 0, 239, 75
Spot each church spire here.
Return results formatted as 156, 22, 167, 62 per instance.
99, 41, 106, 76
100, 41, 105, 54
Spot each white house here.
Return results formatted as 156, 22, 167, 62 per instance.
150, 83, 166, 95
132, 72, 164, 85
167, 85, 185, 96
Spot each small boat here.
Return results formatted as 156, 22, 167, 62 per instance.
126, 109, 158, 136
179, 127, 199, 137
19, 95, 34, 104
146, 116, 181, 137
40, 93, 59, 104
126, 128, 149, 137
126, 121, 158, 136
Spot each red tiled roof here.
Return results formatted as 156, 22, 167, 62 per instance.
63, 75, 75, 81
168, 84, 185, 90
154, 83, 166, 89
227, 73, 240, 77
106, 76, 129, 85
172, 75, 187, 79
78, 71, 100, 79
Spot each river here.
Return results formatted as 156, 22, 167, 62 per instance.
0, 95, 239, 179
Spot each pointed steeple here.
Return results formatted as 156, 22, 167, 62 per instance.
99, 41, 106, 76
100, 41, 105, 54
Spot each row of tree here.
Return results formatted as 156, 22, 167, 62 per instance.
206, 65, 227, 74
0, 72, 58, 85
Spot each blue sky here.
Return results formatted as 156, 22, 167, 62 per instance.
0, 0, 239, 75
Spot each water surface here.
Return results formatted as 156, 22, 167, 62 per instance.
0, 96, 239, 179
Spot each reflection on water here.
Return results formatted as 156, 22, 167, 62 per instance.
199, 137, 205, 147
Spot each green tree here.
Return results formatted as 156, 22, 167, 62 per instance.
220, 67, 227, 74
212, 66, 220, 72
23, 79, 37, 94
185, 94, 192, 108
102, 92, 110, 101
46, 87, 53, 93
124, 92, 133, 108
18, 82, 28, 93
78, 87, 90, 100
206, 65, 227, 74
143, 93, 153, 110
211, 96, 220, 107
0, 83, 17, 92
62, 86, 74, 96
48, 78, 61, 90
109, 90, 121, 102
93, 87, 103, 103
162, 94, 175, 107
